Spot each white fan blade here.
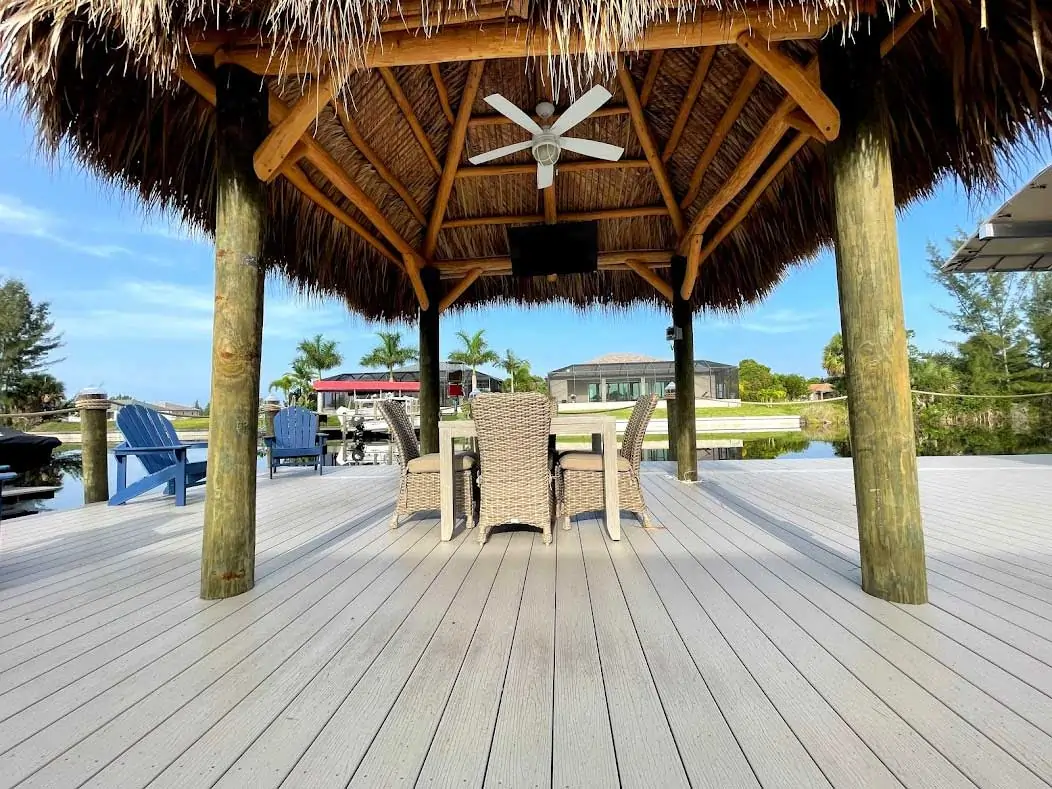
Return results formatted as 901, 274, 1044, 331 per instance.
483, 94, 544, 135
468, 140, 533, 165
558, 137, 625, 161
537, 163, 554, 190
549, 86, 613, 137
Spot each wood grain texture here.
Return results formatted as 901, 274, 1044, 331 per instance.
379, 66, 442, 173
821, 29, 926, 604
3, 457, 1052, 786
200, 63, 268, 600
662, 47, 716, 161
618, 68, 686, 236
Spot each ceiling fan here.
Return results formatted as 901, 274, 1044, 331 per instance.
467, 85, 626, 190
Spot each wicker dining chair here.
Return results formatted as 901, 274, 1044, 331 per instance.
377, 400, 476, 530
472, 392, 555, 545
556, 393, 658, 529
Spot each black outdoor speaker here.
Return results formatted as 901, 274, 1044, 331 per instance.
507, 221, 599, 277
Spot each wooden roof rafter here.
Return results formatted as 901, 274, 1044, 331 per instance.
618, 67, 686, 237
424, 60, 487, 259
429, 64, 456, 124
681, 62, 763, 209
332, 102, 428, 224
437, 250, 672, 277
443, 205, 670, 229
377, 66, 443, 173
639, 51, 665, 106
662, 47, 716, 162
454, 159, 650, 179
178, 61, 397, 262
676, 6, 932, 296
209, 7, 836, 73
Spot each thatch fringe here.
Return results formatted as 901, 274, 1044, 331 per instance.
0, 1, 1049, 320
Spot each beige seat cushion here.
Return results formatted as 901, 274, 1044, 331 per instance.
407, 452, 477, 473
558, 451, 630, 473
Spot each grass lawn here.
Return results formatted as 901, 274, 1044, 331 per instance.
32, 417, 213, 433
584, 401, 845, 420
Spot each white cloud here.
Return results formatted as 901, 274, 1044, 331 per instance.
54, 278, 351, 342
0, 193, 133, 258
707, 307, 831, 335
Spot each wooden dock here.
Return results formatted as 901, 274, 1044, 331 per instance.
1, 455, 1051, 787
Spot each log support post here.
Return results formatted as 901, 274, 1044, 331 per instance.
821, 26, 927, 604
77, 389, 109, 504
670, 256, 698, 482
201, 63, 268, 600
418, 266, 442, 454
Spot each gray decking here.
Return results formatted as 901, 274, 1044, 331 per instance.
2, 455, 1052, 788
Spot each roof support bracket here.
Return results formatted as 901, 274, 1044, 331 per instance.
679, 233, 704, 300
439, 268, 485, 312
253, 71, 343, 181
737, 33, 840, 141
625, 259, 673, 302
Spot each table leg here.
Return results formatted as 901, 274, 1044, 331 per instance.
602, 421, 620, 541
439, 430, 455, 541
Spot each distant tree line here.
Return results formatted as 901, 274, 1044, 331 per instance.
820, 233, 1052, 406
737, 359, 811, 402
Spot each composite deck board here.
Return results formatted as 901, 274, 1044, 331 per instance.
0, 456, 1049, 787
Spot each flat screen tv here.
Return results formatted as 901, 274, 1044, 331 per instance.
507, 221, 599, 277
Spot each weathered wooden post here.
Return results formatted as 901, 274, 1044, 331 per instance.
418, 266, 442, 455
664, 382, 678, 461
200, 63, 268, 600
670, 256, 698, 482
76, 388, 109, 504
821, 26, 927, 604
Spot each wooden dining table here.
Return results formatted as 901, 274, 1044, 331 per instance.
438, 414, 621, 542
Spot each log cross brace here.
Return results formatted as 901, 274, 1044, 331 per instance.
736, 33, 840, 141
252, 71, 343, 182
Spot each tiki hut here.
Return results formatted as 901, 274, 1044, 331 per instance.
2, 0, 1048, 602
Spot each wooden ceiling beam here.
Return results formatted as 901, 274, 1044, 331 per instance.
544, 184, 557, 224
681, 63, 762, 209
662, 47, 716, 162
618, 68, 685, 237
679, 232, 705, 299
377, 67, 443, 174
252, 71, 341, 182
436, 249, 672, 277
425, 61, 487, 259
679, 59, 815, 250
737, 33, 839, 141
696, 132, 809, 268
379, 1, 522, 33
211, 8, 835, 73
177, 60, 403, 270
468, 105, 629, 128
333, 103, 427, 224
625, 259, 673, 301
784, 109, 824, 140
639, 51, 665, 107
443, 205, 669, 230
439, 268, 485, 312
429, 64, 456, 124
282, 164, 402, 266
679, 12, 927, 272
455, 159, 650, 178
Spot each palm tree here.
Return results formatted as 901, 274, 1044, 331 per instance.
296, 334, 343, 381
822, 333, 845, 391
500, 350, 523, 392
448, 329, 499, 393
268, 374, 298, 406
360, 330, 418, 380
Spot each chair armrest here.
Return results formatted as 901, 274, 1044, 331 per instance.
0, 471, 18, 482
180, 441, 208, 449
114, 445, 194, 455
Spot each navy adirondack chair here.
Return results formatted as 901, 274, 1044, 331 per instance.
264, 406, 327, 478
110, 404, 207, 506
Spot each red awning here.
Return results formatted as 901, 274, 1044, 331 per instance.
314, 379, 421, 393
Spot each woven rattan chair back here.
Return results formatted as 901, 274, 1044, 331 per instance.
472, 392, 554, 544
620, 393, 658, 473
377, 399, 420, 468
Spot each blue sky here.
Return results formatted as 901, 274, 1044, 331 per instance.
0, 101, 1048, 405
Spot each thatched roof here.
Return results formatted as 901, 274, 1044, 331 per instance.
1, 1, 1049, 320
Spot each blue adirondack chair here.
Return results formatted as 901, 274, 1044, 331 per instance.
264, 406, 327, 478
110, 404, 207, 506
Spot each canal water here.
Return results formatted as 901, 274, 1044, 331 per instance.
7, 421, 1052, 516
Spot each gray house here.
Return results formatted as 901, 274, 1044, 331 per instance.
547, 353, 738, 403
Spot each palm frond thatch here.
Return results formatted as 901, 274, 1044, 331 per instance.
0, 0, 1049, 320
